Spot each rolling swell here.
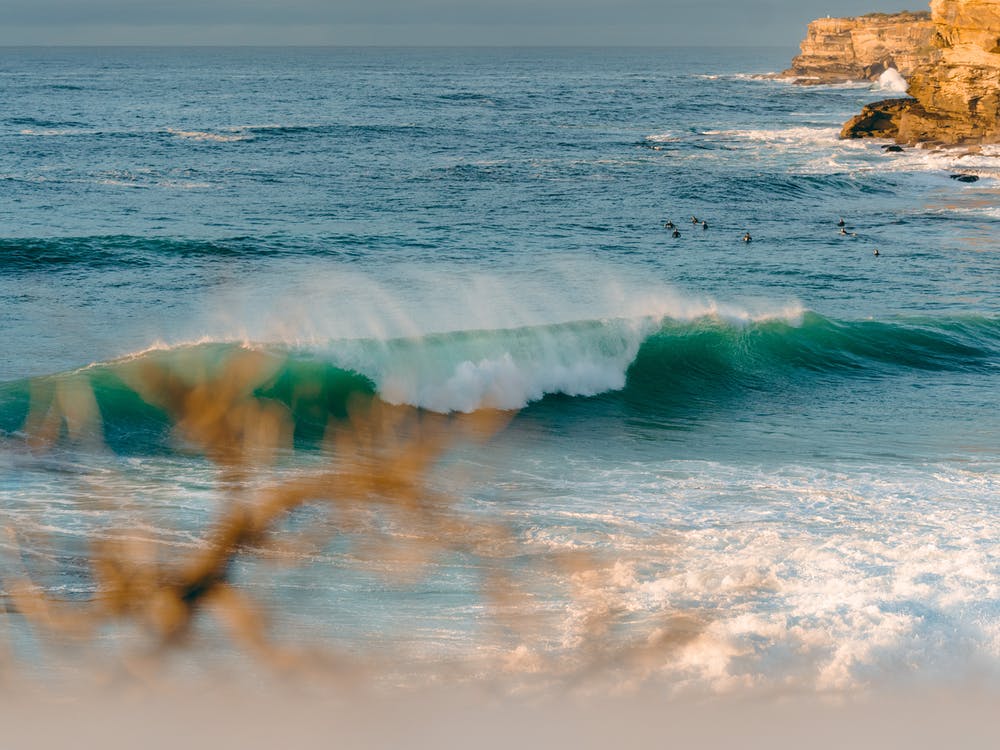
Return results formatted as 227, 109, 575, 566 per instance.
620, 313, 999, 415
632, 312, 998, 381
0, 236, 282, 271
0, 234, 447, 271
0, 235, 357, 271
0, 345, 375, 453
0, 313, 995, 452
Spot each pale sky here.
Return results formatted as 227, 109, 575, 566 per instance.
0, 1, 928, 46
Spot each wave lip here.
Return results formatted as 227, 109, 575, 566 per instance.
364, 318, 659, 413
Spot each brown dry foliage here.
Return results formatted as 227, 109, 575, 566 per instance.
4, 348, 704, 684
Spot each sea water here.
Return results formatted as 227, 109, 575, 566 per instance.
1, 47, 998, 692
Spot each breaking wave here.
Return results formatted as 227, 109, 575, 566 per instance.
1, 312, 995, 450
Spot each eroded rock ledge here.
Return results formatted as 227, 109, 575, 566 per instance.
784, 11, 936, 84
839, 1, 1000, 145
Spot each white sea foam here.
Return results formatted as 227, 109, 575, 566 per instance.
697, 126, 881, 173
92, 168, 214, 190
703, 126, 841, 148
876, 68, 908, 93
364, 318, 653, 412
96, 179, 148, 189
19, 125, 255, 143
870, 144, 1000, 179
939, 205, 1000, 218
157, 179, 212, 189
166, 128, 251, 142
19, 127, 95, 136
705, 122, 1000, 179
517, 460, 1000, 691
645, 132, 680, 143
695, 73, 778, 82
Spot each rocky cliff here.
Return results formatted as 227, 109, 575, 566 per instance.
784, 11, 936, 84
841, 1, 1000, 144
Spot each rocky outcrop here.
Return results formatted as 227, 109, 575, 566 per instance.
840, 97, 919, 137
841, 1, 1000, 144
784, 11, 936, 84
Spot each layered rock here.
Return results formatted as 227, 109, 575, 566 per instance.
842, 1, 1000, 144
784, 11, 936, 84
839, 97, 918, 138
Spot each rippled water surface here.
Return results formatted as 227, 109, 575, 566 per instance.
1, 47, 998, 690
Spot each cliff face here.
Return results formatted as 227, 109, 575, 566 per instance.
903, 0, 1000, 141
785, 12, 936, 84
842, 1, 1000, 144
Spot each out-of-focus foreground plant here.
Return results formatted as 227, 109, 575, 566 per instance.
2, 348, 702, 685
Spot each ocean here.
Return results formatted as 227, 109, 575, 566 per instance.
1, 46, 998, 693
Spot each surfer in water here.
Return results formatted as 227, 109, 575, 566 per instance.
873, 247, 880, 257
664, 220, 676, 229
837, 218, 846, 227
691, 215, 699, 224
743, 232, 752, 243
672, 228, 681, 238
701, 220, 709, 230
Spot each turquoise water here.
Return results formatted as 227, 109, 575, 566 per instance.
1, 47, 998, 690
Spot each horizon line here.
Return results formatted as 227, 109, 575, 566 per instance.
0, 43, 795, 50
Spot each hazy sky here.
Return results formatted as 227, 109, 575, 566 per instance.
1, 1, 928, 46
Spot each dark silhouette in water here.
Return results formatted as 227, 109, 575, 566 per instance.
837, 218, 846, 227
672, 229, 681, 238
840, 227, 848, 235
701, 220, 709, 230
873, 247, 880, 257
664, 221, 675, 229
742, 232, 752, 243
690, 216, 699, 224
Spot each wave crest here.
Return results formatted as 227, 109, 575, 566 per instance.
2, 312, 995, 448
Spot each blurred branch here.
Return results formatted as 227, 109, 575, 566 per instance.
4, 347, 704, 685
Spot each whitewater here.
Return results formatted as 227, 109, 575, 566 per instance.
0, 46, 998, 693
